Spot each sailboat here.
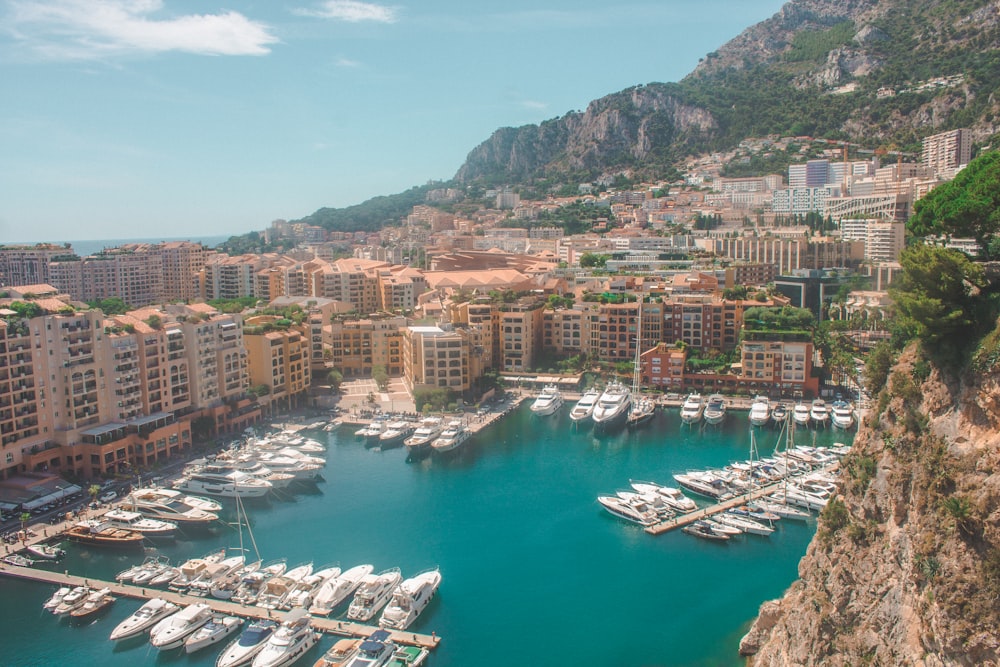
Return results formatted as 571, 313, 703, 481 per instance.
208, 483, 263, 600
627, 300, 655, 428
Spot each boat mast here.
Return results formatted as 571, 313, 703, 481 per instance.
632, 297, 642, 395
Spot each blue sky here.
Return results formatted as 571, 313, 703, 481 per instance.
0, 0, 786, 243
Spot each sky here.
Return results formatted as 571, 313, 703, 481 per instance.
0, 0, 787, 243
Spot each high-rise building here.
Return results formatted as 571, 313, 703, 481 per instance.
922, 128, 972, 178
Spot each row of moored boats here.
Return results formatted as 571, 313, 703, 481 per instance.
533, 382, 656, 430
356, 416, 472, 457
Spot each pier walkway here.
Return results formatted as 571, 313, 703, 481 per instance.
644, 481, 788, 535
0, 565, 441, 649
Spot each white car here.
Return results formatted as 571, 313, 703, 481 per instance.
98, 491, 117, 503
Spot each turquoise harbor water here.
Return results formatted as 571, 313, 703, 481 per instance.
2, 405, 852, 666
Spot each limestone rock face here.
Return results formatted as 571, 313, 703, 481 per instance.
742, 347, 1000, 666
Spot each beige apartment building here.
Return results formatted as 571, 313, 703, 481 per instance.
499, 298, 546, 373
244, 316, 311, 415
403, 326, 474, 393
325, 315, 406, 378
0, 244, 73, 287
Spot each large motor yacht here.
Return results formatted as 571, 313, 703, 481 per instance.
431, 420, 470, 454
793, 402, 811, 427
568, 388, 600, 423
679, 393, 705, 425
109, 598, 179, 641
703, 394, 727, 425
308, 563, 374, 617
148, 602, 213, 650
403, 417, 445, 456
831, 400, 855, 429
591, 381, 632, 430
124, 487, 219, 528
173, 468, 273, 498
810, 399, 830, 427
347, 568, 403, 622
378, 569, 441, 631
748, 395, 771, 427
252, 608, 319, 667
529, 384, 564, 416
101, 508, 178, 540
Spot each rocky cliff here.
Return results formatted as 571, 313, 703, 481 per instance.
741, 345, 1000, 665
455, 0, 1000, 184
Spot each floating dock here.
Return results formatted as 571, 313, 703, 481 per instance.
0, 564, 441, 649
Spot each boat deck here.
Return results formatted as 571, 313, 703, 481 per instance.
0, 565, 441, 649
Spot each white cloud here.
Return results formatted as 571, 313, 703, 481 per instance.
520, 100, 548, 111
334, 56, 361, 68
294, 1, 397, 23
6, 0, 279, 60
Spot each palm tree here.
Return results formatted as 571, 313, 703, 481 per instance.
88, 484, 101, 505
19, 511, 31, 541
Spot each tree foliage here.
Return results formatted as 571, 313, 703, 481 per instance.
579, 252, 609, 268
910, 151, 1000, 257
743, 305, 815, 332
889, 244, 986, 345
86, 297, 130, 315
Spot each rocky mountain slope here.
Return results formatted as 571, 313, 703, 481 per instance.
456, 0, 1000, 184
741, 344, 1000, 665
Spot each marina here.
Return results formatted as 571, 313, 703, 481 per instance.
0, 398, 851, 667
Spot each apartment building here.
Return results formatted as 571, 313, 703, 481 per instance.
403, 325, 473, 393
49, 246, 165, 307
449, 299, 500, 371
200, 254, 269, 300
840, 219, 906, 263
160, 242, 212, 301
922, 128, 971, 178
313, 259, 385, 314
740, 333, 819, 397
0, 244, 72, 287
244, 316, 311, 414
706, 237, 864, 273
498, 298, 546, 373
325, 315, 406, 378
661, 295, 770, 353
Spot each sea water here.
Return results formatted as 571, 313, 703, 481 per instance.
0, 405, 852, 666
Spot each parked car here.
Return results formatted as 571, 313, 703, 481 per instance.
98, 491, 117, 503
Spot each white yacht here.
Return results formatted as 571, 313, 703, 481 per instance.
52, 586, 91, 615
831, 400, 854, 429
281, 564, 340, 610
125, 487, 219, 528
770, 403, 788, 424
568, 388, 600, 423
378, 569, 441, 631
596, 495, 658, 527
169, 549, 227, 592
309, 563, 374, 616
529, 384, 564, 416
217, 619, 278, 667
626, 395, 656, 428
256, 562, 313, 611
715, 512, 774, 536
431, 420, 470, 454
679, 393, 705, 425
628, 480, 697, 513
591, 381, 632, 430
110, 598, 179, 641
793, 402, 811, 427
748, 395, 771, 427
42, 586, 73, 613
378, 421, 414, 448
342, 630, 396, 667
173, 469, 273, 498
149, 602, 213, 650
810, 399, 830, 426
206, 457, 297, 489
403, 417, 445, 455
251, 608, 319, 667
102, 508, 178, 540
347, 568, 403, 622
703, 394, 727, 425
184, 614, 243, 654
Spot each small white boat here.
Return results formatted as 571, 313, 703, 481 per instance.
313, 638, 362, 667
683, 521, 730, 542
629, 480, 697, 513
26, 543, 65, 560
626, 396, 656, 428
715, 512, 774, 536
69, 587, 116, 619
251, 608, 319, 667
703, 394, 727, 425
679, 393, 705, 424
216, 619, 278, 667
378, 569, 442, 631
309, 564, 374, 616
149, 602, 213, 650
185, 614, 243, 653
281, 564, 340, 610
42, 586, 73, 613
770, 403, 788, 424
110, 598, 180, 641
377, 421, 414, 449
530, 384, 564, 416
256, 561, 313, 611
3, 553, 33, 567
569, 388, 600, 423
347, 568, 402, 622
